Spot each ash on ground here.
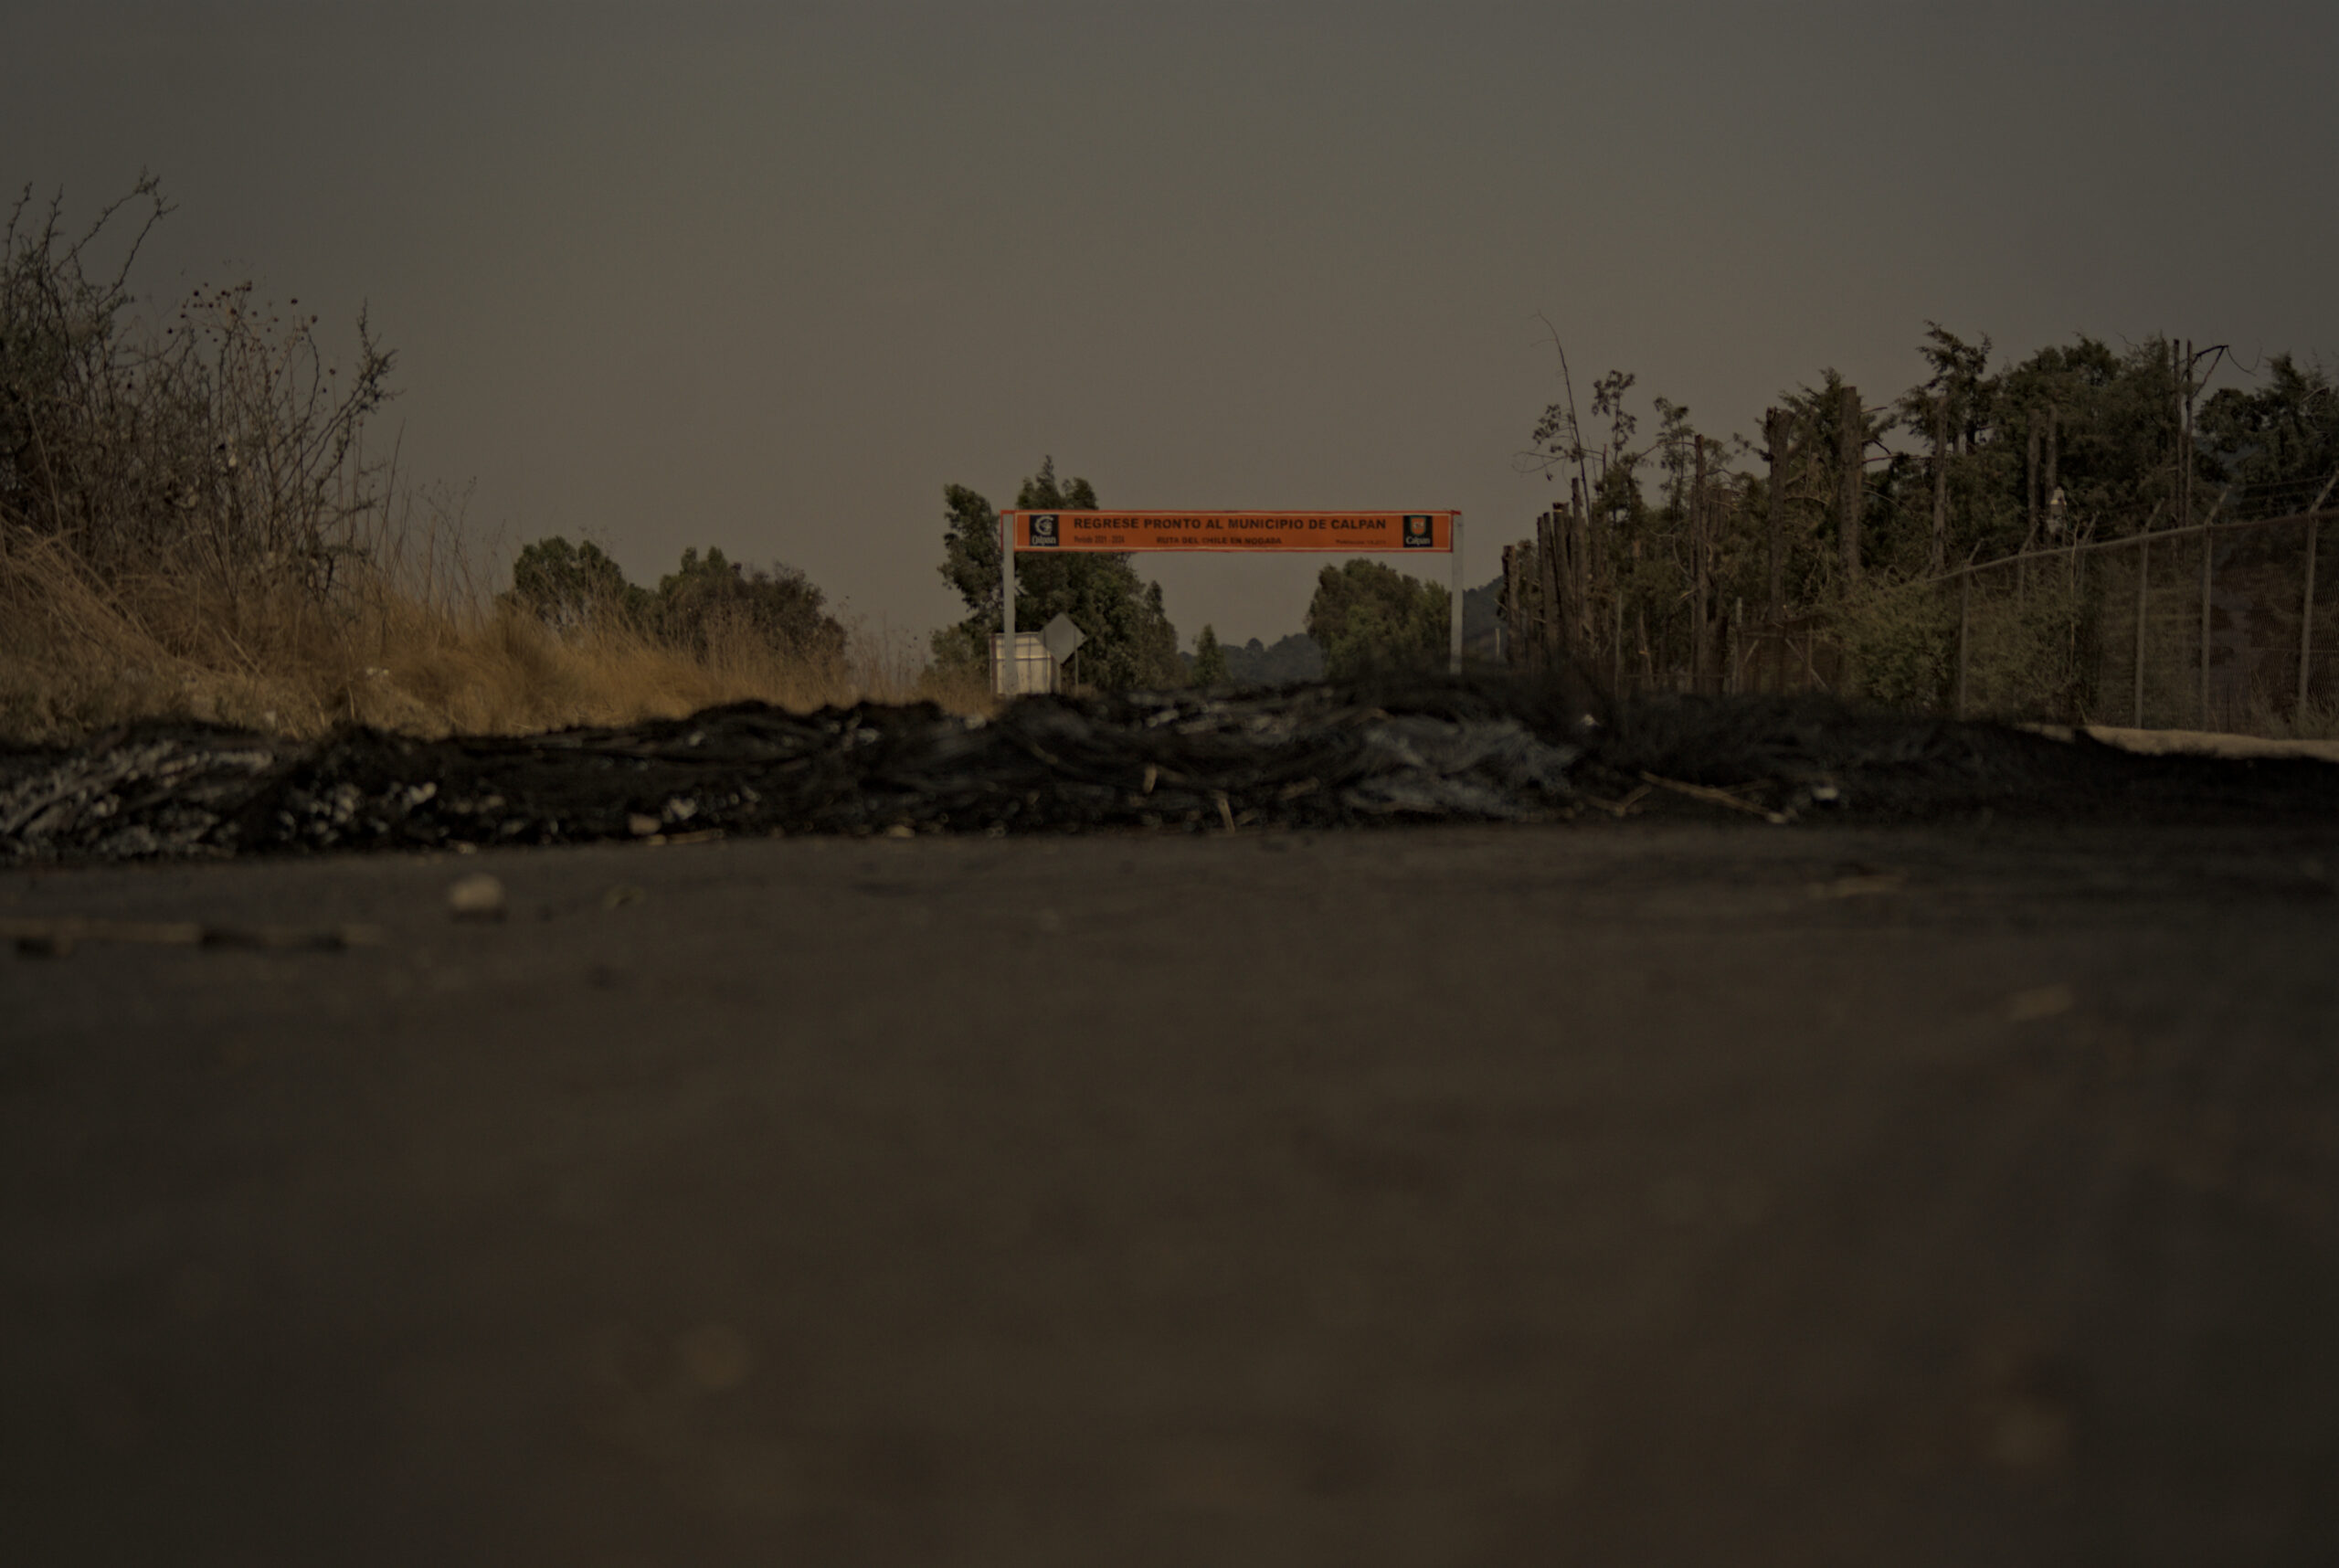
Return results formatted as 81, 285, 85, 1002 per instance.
3, 678, 2333, 863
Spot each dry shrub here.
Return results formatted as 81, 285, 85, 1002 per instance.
1831, 577, 1957, 711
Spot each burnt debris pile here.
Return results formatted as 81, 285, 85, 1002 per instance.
3, 680, 2333, 863
0, 680, 1583, 863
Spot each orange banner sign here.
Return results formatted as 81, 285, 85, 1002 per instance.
1005, 510, 1455, 553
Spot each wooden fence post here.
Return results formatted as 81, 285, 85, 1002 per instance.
1838, 384, 1863, 584
2302, 513, 2320, 723
2046, 405, 2059, 514
1525, 512, 1543, 664
1729, 597, 1744, 695
2199, 528, 2214, 729
1956, 569, 1971, 719
1690, 434, 1709, 690
1500, 545, 1519, 670
1570, 476, 1593, 643
1764, 407, 1788, 620
1613, 595, 1625, 696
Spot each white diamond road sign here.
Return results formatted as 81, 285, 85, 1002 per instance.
1039, 613, 1086, 662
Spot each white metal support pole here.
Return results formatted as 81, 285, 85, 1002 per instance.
1449, 514, 1465, 674
1000, 511, 1017, 695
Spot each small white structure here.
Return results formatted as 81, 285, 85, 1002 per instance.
990, 631, 1056, 694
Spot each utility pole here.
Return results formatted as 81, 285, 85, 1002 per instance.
2027, 411, 2041, 546
2046, 404, 2059, 514
1537, 506, 1564, 666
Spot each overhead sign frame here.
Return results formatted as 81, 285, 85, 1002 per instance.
996, 509, 1464, 692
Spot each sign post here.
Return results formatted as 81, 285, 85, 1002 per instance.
1002, 512, 1015, 689
995, 510, 1464, 692
1450, 515, 1465, 674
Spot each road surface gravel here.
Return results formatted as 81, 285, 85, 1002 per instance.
5, 818, 2337, 1564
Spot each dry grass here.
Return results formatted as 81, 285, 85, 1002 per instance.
3, 183, 993, 744
2238, 689, 2339, 743
0, 528, 989, 747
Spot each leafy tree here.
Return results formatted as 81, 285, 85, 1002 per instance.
1913, 323, 1995, 453
505, 536, 645, 630
932, 456, 1181, 689
1985, 335, 2185, 544
1191, 624, 1228, 684
653, 545, 845, 661
1305, 559, 1450, 678
2196, 354, 2339, 506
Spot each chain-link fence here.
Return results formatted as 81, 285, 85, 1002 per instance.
1728, 508, 2334, 736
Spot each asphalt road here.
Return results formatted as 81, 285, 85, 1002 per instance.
5, 819, 2338, 1565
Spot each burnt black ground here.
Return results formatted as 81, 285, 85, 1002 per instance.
5, 817, 2338, 1565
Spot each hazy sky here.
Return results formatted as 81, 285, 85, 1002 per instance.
8, 3, 2337, 647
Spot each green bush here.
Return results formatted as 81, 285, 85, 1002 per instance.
1832, 577, 1955, 711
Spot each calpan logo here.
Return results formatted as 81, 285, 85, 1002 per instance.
1029, 514, 1059, 546
1402, 514, 1433, 547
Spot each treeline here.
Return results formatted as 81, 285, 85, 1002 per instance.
504, 536, 844, 663
1507, 328, 2339, 689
